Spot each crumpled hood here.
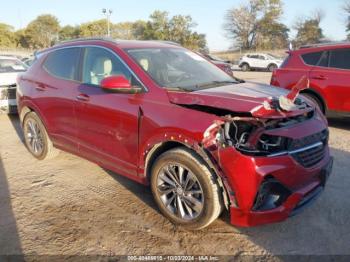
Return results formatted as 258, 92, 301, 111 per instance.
167, 82, 314, 119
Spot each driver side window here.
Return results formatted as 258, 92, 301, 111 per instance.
82, 47, 139, 86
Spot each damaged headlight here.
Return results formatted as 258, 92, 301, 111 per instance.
257, 134, 289, 154
221, 119, 290, 156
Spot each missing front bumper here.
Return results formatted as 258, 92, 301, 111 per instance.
229, 157, 333, 227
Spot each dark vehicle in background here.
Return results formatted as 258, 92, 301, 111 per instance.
202, 54, 233, 76
203, 53, 231, 64
21, 56, 35, 67
271, 42, 350, 117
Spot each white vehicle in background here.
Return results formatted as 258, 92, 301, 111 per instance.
238, 53, 283, 72
0, 56, 27, 113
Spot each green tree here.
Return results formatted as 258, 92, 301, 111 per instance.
79, 19, 107, 37
294, 11, 324, 46
143, 11, 170, 40
0, 23, 16, 47
14, 29, 30, 48
141, 10, 207, 51
224, 0, 289, 50
25, 14, 60, 48
131, 20, 147, 39
59, 25, 80, 41
112, 22, 134, 39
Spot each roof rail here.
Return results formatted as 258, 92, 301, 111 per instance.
54, 37, 117, 46
300, 41, 350, 49
151, 40, 181, 46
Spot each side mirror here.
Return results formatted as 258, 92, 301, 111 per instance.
100, 75, 141, 93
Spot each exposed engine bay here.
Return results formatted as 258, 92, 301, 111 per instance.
203, 108, 316, 156
201, 76, 318, 156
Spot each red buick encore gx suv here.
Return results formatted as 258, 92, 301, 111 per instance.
17, 38, 333, 229
271, 42, 350, 117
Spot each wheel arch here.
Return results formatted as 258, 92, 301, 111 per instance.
144, 139, 231, 209
19, 106, 32, 125
300, 88, 327, 113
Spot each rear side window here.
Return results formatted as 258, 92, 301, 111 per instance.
43, 47, 81, 80
329, 49, 350, 70
301, 52, 323, 66
318, 51, 329, 67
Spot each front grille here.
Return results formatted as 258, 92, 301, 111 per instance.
289, 129, 328, 168
291, 143, 325, 168
289, 129, 328, 150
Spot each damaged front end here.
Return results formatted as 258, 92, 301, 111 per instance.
198, 76, 333, 226
203, 75, 316, 157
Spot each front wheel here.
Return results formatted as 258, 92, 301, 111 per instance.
23, 112, 59, 160
268, 64, 277, 72
150, 147, 223, 230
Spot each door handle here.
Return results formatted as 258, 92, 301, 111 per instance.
35, 84, 46, 91
311, 75, 327, 80
76, 94, 90, 102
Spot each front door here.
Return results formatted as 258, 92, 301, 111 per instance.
75, 46, 143, 177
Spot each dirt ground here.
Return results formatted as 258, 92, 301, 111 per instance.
1, 72, 350, 258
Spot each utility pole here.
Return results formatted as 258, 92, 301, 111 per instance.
102, 8, 113, 37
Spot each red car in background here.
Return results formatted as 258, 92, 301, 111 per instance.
202, 53, 233, 76
271, 42, 350, 117
17, 38, 332, 229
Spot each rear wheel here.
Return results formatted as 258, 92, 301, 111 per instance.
302, 93, 325, 113
241, 63, 250, 72
23, 112, 59, 160
150, 147, 223, 230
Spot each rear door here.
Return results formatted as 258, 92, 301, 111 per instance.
309, 48, 350, 113
35, 47, 81, 152
74, 46, 143, 177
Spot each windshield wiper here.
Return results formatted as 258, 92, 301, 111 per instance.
166, 86, 194, 92
195, 80, 237, 89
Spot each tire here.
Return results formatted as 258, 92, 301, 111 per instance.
302, 93, 325, 114
150, 147, 223, 230
23, 112, 59, 160
268, 64, 277, 72
241, 63, 250, 72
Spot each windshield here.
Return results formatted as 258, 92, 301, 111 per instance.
126, 48, 236, 91
0, 59, 27, 73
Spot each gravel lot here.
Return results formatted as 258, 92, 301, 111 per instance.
0, 72, 349, 258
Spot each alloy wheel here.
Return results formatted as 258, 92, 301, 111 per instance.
157, 163, 204, 220
25, 118, 44, 156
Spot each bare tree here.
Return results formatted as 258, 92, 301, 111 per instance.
342, 0, 350, 39
223, 0, 288, 50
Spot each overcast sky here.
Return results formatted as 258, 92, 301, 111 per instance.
0, 0, 347, 51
